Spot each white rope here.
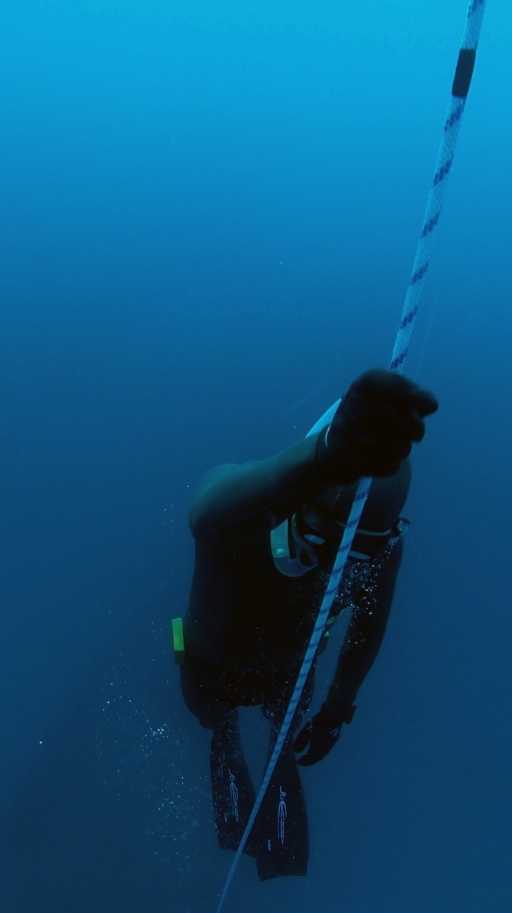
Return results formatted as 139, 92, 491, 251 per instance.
214, 4, 488, 909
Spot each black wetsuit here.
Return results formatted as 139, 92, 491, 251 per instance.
181, 431, 405, 880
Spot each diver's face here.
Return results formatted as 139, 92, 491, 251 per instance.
298, 499, 391, 565
298, 459, 410, 568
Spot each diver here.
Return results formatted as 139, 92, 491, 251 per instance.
179, 369, 438, 881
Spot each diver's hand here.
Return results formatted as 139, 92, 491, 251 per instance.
317, 369, 438, 483
294, 704, 356, 767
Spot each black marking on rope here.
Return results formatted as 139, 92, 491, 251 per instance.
434, 157, 453, 186
411, 263, 429, 286
390, 350, 408, 371
446, 102, 465, 131
400, 305, 419, 330
452, 49, 477, 98
469, 0, 485, 15
422, 212, 440, 237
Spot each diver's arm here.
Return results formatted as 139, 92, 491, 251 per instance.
189, 432, 350, 538
324, 537, 404, 720
189, 371, 438, 539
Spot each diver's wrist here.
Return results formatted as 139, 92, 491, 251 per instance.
319, 700, 357, 727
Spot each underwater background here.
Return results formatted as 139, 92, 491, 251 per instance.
2, 2, 511, 911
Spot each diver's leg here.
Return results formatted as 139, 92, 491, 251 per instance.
253, 744, 309, 880
180, 659, 258, 856
210, 710, 259, 855
253, 663, 315, 880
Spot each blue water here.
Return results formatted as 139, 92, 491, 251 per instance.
2, 2, 511, 911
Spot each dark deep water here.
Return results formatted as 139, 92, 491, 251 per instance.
2, 3, 511, 912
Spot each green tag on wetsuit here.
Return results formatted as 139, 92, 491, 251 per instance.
171, 617, 185, 663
